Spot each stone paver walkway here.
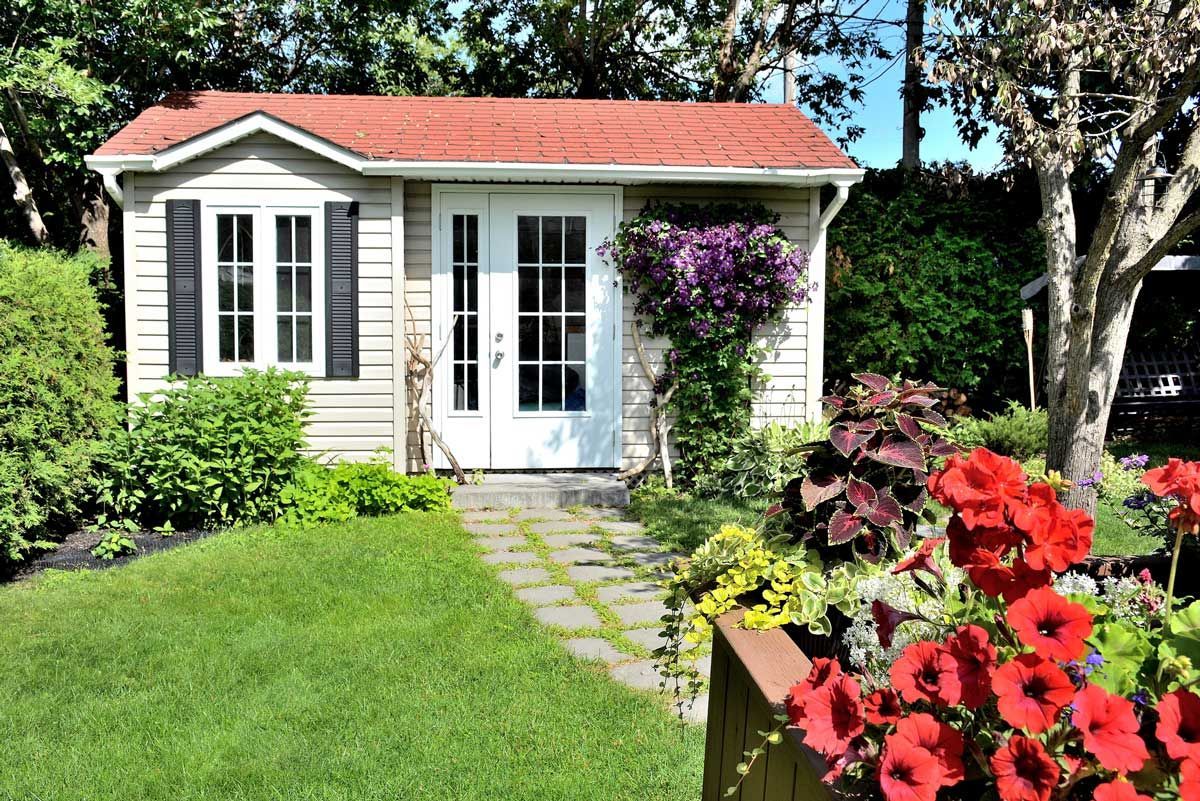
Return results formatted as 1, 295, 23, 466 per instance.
464, 506, 710, 724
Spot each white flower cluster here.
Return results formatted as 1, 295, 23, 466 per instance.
841, 566, 965, 678
1055, 571, 1158, 626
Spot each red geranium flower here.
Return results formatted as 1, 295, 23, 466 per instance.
1023, 504, 1094, 573
890, 641, 956, 706
928, 448, 1028, 530
947, 516, 1021, 568
1007, 587, 1093, 661
992, 654, 1073, 733
800, 673, 865, 757
942, 624, 997, 709
787, 657, 842, 722
1010, 482, 1059, 540
878, 741, 942, 801
892, 713, 964, 787
893, 537, 946, 580
872, 600, 923, 649
990, 734, 1060, 801
1143, 459, 1200, 534
1072, 684, 1150, 774
1155, 689, 1200, 761
1182, 758, 1200, 801
1093, 779, 1152, 801
865, 688, 903, 725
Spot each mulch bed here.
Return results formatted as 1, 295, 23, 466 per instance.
3, 527, 216, 583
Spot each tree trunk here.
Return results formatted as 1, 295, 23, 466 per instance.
900, 0, 924, 170
79, 180, 112, 261
0, 118, 49, 245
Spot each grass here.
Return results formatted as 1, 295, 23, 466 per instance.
626, 486, 766, 553
0, 514, 703, 801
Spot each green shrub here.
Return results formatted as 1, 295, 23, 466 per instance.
705, 419, 830, 498
0, 241, 120, 564
97, 369, 310, 530
279, 454, 454, 527
91, 529, 137, 561
951, 401, 1048, 460
825, 167, 1045, 407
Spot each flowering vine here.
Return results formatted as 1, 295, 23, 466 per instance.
600, 202, 809, 478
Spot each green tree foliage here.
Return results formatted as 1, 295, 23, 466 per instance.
0, 241, 119, 565
824, 166, 1045, 408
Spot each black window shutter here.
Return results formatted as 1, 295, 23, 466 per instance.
325, 201, 359, 378
166, 199, 202, 376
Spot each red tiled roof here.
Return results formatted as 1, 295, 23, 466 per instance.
94, 90, 856, 170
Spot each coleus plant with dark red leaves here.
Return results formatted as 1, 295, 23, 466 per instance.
780, 373, 958, 562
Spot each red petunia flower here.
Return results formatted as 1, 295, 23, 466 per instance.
1072, 684, 1150, 775
890, 641, 956, 706
893, 537, 946, 580
928, 448, 1028, 530
800, 673, 865, 757
865, 688, 903, 725
1155, 689, 1200, 762
1006, 587, 1093, 661
989, 734, 1060, 801
1182, 758, 1200, 801
786, 656, 843, 723
892, 713, 964, 787
872, 600, 923, 649
942, 624, 997, 709
992, 654, 1073, 733
878, 741, 942, 801
1093, 778, 1152, 801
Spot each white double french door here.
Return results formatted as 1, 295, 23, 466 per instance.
433, 189, 620, 469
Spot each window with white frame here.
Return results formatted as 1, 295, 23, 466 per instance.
203, 205, 325, 375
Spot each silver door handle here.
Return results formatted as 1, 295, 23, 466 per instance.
495, 350, 505, 360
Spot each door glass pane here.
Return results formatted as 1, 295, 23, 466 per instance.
275, 216, 292, 263
237, 265, 254, 311
296, 317, 312, 362
564, 216, 586, 264
238, 315, 255, 362
277, 317, 293, 362
274, 215, 313, 364
236, 215, 254, 262
565, 365, 586, 411
218, 216, 234, 262
295, 264, 312, 313
218, 264, 234, 311
450, 213, 480, 411
541, 216, 562, 263
514, 215, 588, 412
564, 266, 585, 313
541, 365, 562, 410
219, 316, 234, 361
277, 267, 293, 312
295, 217, 311, 263
517, 216, 538, 263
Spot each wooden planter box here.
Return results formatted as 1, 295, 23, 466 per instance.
702, 609, 830, 801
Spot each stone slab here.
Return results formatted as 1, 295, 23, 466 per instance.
563, 637, 631, 664
515, 585, 577, 606
622, 628, 698, 653
474, 536, 527, 552
609, 659, 667, 692
529, 520, 595, 534
452, 473, 629, 510
534, 605, 602, 630
614, 601, 672, 627
515, 508, 574, 521
594, 581, 666, 604
567, 564, 636, 582
461, 511, 510, 523
674, 694, 709, 726
547, 547, 612, 565
609, 533, 661, 551
481, 550, 540, 566
464, 523, 519, 536
542, 533, 600, 548
598, 521, 647, 536
498, 567, 551, 585
628, 552, 678, 568
572, 507, 623, 520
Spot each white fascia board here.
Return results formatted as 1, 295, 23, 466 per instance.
84, 111, 865, 189
361, 161, 864, 187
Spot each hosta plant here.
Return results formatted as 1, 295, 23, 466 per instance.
764, 449, 1200, 801
782, 373, 957, 562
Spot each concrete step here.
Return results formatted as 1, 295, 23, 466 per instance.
451, 472, 630, 510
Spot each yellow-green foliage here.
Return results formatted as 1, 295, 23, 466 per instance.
0, 241, 119, 563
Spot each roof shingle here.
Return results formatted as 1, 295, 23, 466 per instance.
94, 91, 856, 170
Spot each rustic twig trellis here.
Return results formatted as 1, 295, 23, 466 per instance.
616, 320, 678, 488
404, 306, 468, 485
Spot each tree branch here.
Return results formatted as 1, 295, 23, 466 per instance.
1125, 209, 1200, 284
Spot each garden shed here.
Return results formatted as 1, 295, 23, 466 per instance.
86, 91, 861, 473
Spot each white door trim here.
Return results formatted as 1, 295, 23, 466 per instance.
431, 184, 623, 469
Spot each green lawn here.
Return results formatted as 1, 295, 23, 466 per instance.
626, 487, 766, 552
0, 515, 702, 801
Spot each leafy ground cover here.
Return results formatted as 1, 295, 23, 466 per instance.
626, 484, 766, 553
0, 514, 702, 801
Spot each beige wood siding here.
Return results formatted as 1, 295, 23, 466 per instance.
126, 132, 397, 464
402, 183, 816, 472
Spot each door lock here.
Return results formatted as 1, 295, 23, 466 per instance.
495, 332, 504, 342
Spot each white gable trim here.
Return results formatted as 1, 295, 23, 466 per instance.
86, 110, 864, 189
